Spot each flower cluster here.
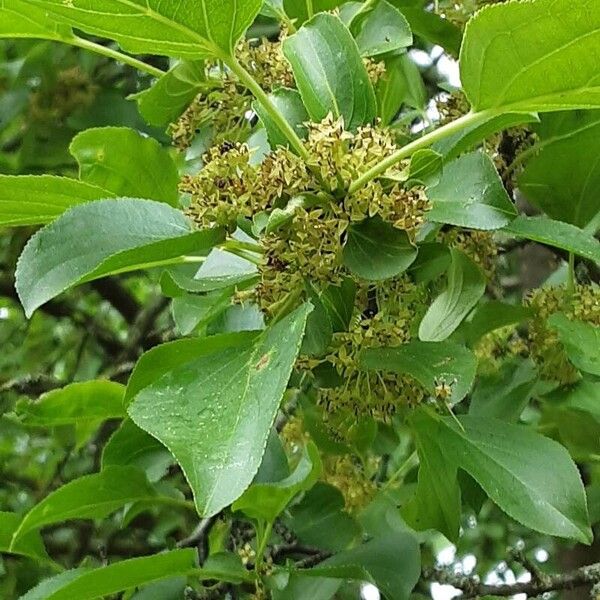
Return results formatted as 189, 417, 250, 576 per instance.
526, 284, 600, 383
322, 455, 379, 513
314, 278, 429, 422
170, 36, 386, 150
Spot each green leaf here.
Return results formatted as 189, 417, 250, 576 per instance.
548, 314, 600, 376
408, 242, 451, 284
418, 249, 486, 342
518, 110, 600, 227
16, 381, 125, 427
254, 429, 290, 484
283, 14, 377, 131
376, 54, 426, 124
11, 466, 158, 544
502, 216, 600, 263
301, 532, 421, 600
189, 248, 258, 292
102, 419, 172, 483
19, 570, 91, 600
360, 340, 477, 404
25, 0, 263, 58
70, 127, 180, 205
171, 288, 233, 335
285, 483, 361, 552
233, 442, 322, 522
131, 61, 206, 126
459, 415, 592, 542
254, 88, 309, 150
544, 379, 600, 422
128, 304, 311, 516
302, 283, 333, 356
342, 216, 417, 280
469, 358, 538, 422
405, 411, 461, 541
391, 4, 461, 56
434, 111, 539, 162
19, 550, 197, 600
0, 175, 113, 227
426, 150, 517, 230
460, 300, 533, 344
461, 0, 600, 113
320, 278, 356, 333
0, 512, 52, 563
424, 410, 592, 543
15, 198, 223, 317
124, 332, 256, 405
350, 0, 412, 57
283, 0, 345, 25
403, 149, 443, 188
0, 0, 70, 40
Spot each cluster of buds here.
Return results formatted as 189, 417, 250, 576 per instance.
439, 228, 498, 280
322, 455, 379, 513
526, 284, 600, 383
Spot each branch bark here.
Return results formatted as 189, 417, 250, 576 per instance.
423, 562, 600, 598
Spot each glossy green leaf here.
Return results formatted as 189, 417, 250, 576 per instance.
102, 419, 172, 483
0, 0, 70, 40
469, 358, 538, 422
283, 0, 345, 25
350, 0, 412, 57
283, 14, 377, 131
70, 127, 179, 205
25, 0, 263, 58
460, 300, 533, 344
190, 248, 258, 292
320, 278, 356, 333
518, 110, 600, 227
434, 111, 539, 162
418, 249, 486, 342
254, 88, 309, 149
124, 332, 257, 405
502, 216, 600, 263
171, 288, 233, 335
360, 339, 477, 404
302, 283, 333, 356
15, 198, 223, 317
19, 550, 197, 600
405, 149, 443, 187
254, 429, 290, 484
0, 175, 113, 227
131, 61, 206, 126
405, 411, 461, 541
342, 216, 417, 280
301, 532, 421, 600
548, 314, 600, 376
423, 410, 592, 543
0, 512, 52, 563
376, 54, 426, 124
391, 3, 461, 56
426, 150, 517, 230
461, 0, 600, 113
285, 483, 361, 552
11, 466, 158, 544
16, 380, 125, 427
233, 442, 321, 522
544, 379, 600, 422
408, 242, 451, 284
128, 304, 311, 516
